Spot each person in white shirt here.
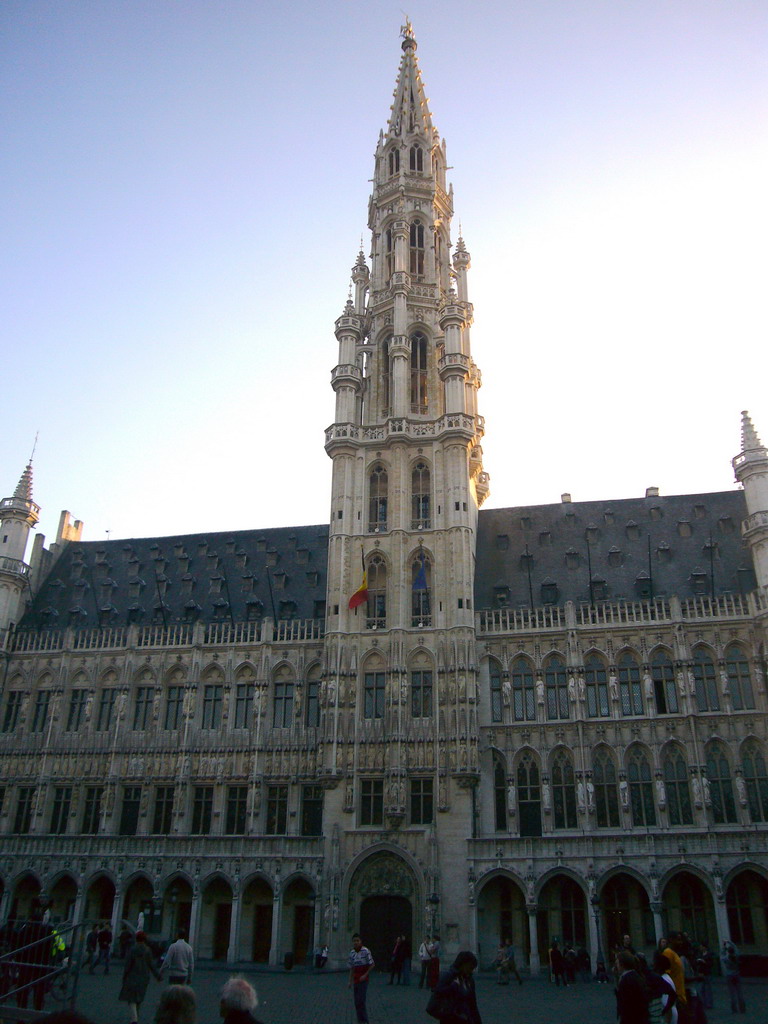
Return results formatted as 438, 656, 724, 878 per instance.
160, 928, 194, 985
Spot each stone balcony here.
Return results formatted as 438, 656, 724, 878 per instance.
0, 555, 30, 579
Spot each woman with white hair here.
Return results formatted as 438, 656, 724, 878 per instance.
218, 977, 262, 1024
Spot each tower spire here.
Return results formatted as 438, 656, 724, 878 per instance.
733, 409, 768, 589
387, 19, 434, 139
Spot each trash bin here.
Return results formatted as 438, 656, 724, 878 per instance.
284, 951, 294, 971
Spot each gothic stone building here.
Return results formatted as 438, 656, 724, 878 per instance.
1, 26, 767, 972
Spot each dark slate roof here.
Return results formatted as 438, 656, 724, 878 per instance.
17, 490, 757, 630
474, 490, 754, 610
20, 524, 329, 631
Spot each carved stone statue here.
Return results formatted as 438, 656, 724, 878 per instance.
644, 673, 654, 700
655, 777, 666, 809
568, 677, 577, 703
507, 783, 516, 814
620, 779, 629, 808
577, 780, 586, 810
586, 780, 595, 812
536, 679, 545, 705
735, 774, 747, 806
542, 782, 551, 811
691, 775, 702, 806
609, 675, 619, 701
578, 678, 586, 702
702, 775, 711, 806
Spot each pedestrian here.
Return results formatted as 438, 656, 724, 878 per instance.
680, 939, 706, 1024
419, 936, 433, 989
160, 929, 194, 985
15, 909, 53, 1012
154, 984, 196, 1024
400, 935, 412, 985
504, 940, 523, 985
217, 977, 261, 1024
316, 944, 328, 969
95, 921, 113, 975
615, 951, 649, 1024
695, 942, 713, 1010
720, 940, 746, 1014
427, 950, 482, 1024
576, 945, 591, 983
427, 935, 441, 990
492, 942, 509, 985
564, 943, 577, 985
549, 939, 567, 986
119, 930, 161, 1024
388, 934, 403, 985
347, 933, 374, 1024
595, 958, 610, 984
119, 926, 134, 960
85, 924, 99, 973
640, 953, 677, 1024
662, 933, 688, 1023
654, 952, 678, 1024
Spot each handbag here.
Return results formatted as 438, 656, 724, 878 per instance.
426, 988, 462, 1021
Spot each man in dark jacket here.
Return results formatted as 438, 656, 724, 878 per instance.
615, 950, 649, 1024
219, 976, 262, 1024
14, 911, 53, 1011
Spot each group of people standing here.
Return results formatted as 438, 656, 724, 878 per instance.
613, 930, 748, 1024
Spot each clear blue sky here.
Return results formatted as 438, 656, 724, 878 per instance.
2, 0, 767, 549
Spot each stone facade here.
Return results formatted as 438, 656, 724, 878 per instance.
0, 23, 766, 972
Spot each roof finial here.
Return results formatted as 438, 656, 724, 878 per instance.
740, 410, 764, 452
30, 431, 39, 463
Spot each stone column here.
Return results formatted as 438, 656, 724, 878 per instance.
713, 897, 731, 949
188, 888, 201, 956
526, 905, 540, 974
269, 887, 282, 966
227, 894, 241, 964
650, 901, 665, 944
110, 888, 122, 952
0, 889, 10, 924
72, 887, 85, 928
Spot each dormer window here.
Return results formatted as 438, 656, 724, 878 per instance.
541, 579, 558, 605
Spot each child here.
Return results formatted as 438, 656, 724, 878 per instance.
595, 958, 610, 984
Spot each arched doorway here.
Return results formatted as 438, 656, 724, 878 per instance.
476, 875, 528, 966
161, 878, 193, 942
349, 852, 418, 972
726, 870, 768, 953
200, 877, 232, 961
241, 877, 273, 963
122, 876, 155, 933
48, 875, 77, 924
282, 878, 315, 966
10, 875, 41, 925
84, 876, 116, 927
602, 874, 653, 955
662, 872, 715, 946
537, 875, 587, 963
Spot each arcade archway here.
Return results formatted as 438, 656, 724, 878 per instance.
348, 852, 418, 971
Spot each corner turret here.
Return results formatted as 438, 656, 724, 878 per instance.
732, 410, 768, 588
0, 460, 41, 636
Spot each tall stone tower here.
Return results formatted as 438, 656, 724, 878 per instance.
0, 461, 39, 636
322, 21, 489, 946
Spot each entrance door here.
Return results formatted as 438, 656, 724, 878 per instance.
213, 904, 232, 961
252, 904, 273, 962
360, 895, 412, 972
293, 905, 313, 964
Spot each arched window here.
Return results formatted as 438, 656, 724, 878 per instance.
552, 750, 577, 830
560, 878, 587, 947
627, 748, 656, 827
706, 744, 737, 823
651, 650, 678, 714
381, 337, 391, 415
409, 220, 425, 279
742, 744, 768, 823
409, 144, 423, 172
363, 669, 385, 719
618, 652, 643, 716
511, 657, 535, 722
411, 461, 431, 529
593, 750, 620, 827
411, 665, 433, 719
489, 660, 503, 723
305, 665, 321, 728
726, 644, 755, 710
366, 554, 387, 630
410, 332, 428, 413
517, 753, 542, 837
411, 551, 431, 627
494, 755, 507, 832
584, 655, 609, 717
368, 465, 388, 532
385, 229, 394, 281
388, 148, 400, 177
663, 748, 693, 825
692, 648, 720, 711
545, 654, 569, 720
273, 666, 294, 728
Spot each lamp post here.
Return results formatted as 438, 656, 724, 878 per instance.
590, 895, 603, 974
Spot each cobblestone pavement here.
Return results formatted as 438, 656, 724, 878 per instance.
65, 966, 767, 1024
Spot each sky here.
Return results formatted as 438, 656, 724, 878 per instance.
2, 0, 767, 550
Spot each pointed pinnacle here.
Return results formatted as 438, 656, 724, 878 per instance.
740, 410, 764, 452
14, 462, 34, 501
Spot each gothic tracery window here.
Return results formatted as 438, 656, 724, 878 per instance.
409, 144, 423, 172
706, 743, 737, 823
545, 654, 569, 720
618, 652, 644, 716
725, 644, 755, 709
742, 744, 768, 823
552, 750, 577, 830
627, 748, 656, 827
388, 148, 399, 177
593, 750, 620, 827
411, 461, 431, 529
489, 660, 503, 723
585, 654, 610, 717
517, 752, 542, 837
651, 650, 678, 714
409, 220, 425, 279
663, 748, 693, 825
494, 754, 507, 832
410, 332, 428, 413
366, 554, 387, 629
692, 648, 720, 711
511, 656, 536, 722
368, 464, 388, 532
381, 338, 392, 415
411, 552, 431, 626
